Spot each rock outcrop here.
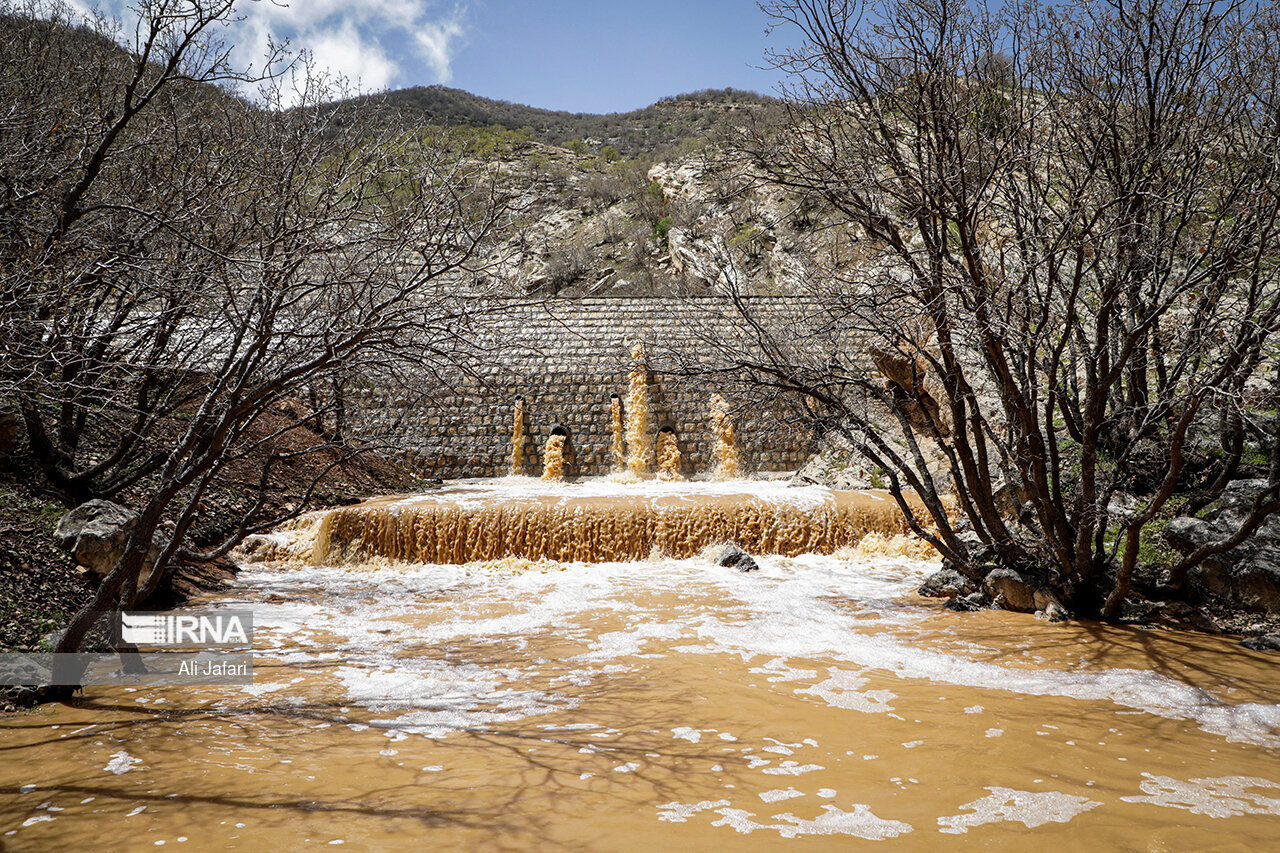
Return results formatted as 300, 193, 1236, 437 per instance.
54, 500, 165, 589
918, 567, 978, 599
918, 564, 1068, 621
1162, 479, 1280, 615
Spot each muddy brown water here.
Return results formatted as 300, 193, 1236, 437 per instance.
1, 481, 1277, 851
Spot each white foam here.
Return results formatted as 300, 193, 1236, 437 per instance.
575, 622, 685, 662
762, 762, 824, 776
798, 666, 901, 712
1120, 773, 1280, 817
104, 751, 140, 775
657, 799, 730, 822
374, 477, 844, 512
760, 788, 805, 803
938, 788, 1102, 833
231, 537, 1280, 750
671, 727, 701, 743
711, 804, 913, 839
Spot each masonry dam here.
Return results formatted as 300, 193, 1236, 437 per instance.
304, 296, 920, 567
344, 297, 823, 481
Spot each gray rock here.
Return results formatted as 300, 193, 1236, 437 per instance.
1241, 633, 1280, 651
715, 542, 759, 573
918, 568, 978, 599
1162, 516, 1217, 553
54, 500, 138, 573
1212, 479, 1276, 516
945, 591, 989, 612
1036, 601, 1071, 623
1030, 587, 1070, 622
1106, 491, 1141, 521
1161, 484, 1280, 614
54, 500, 163, 588
984, 568, 1037, 613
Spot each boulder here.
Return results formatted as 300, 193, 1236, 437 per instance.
54, 500, 138, 573
715, 542, 759, 573
918, 568, 978, 599
1036, 600, 1071, 623
945, 591, 989, 612
1161, 516, 1218, 552
870, 346, 950, 438
1241, 633, 1280, 652
983, 568, 1037, 613
54, 500, 163, 587
1161, 480, 1280, 615
1032, 587, 1062, 612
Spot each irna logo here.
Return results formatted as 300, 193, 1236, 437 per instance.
120, 611, 253, 647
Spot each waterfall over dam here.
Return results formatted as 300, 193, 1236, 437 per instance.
268, 481, 929, 567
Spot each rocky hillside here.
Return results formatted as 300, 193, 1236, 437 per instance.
322, 82, 857, 301
453, 124, 854, 300
343, 85, 779, 158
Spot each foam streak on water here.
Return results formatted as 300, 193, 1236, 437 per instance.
230, 553, 1280, 750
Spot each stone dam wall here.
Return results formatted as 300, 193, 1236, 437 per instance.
346, 297, 823, 480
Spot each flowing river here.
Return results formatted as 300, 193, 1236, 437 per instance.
1, 480, 1278, 850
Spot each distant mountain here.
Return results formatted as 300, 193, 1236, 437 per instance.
339, 85, 780, 158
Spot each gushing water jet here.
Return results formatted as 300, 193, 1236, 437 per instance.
542, 425, 570, 482
655, 427, 683, 481
510, 395, 526, 476
709, 393, 742, 480
609, 393, 626, 473
625, 343, 653, 476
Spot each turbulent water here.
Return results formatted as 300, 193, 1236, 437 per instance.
1, 481, 1278, 850
306, 480, 924, 566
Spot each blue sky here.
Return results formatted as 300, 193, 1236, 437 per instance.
71, 0, 789, 112
444, 1, 787, 112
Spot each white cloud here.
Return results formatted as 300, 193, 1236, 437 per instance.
66, 0, 468, 103
230, 0, 468, 94
414, 17, 464, 82
305, 20, 397, 91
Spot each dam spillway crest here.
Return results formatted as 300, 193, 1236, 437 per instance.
266, 480, 928, 568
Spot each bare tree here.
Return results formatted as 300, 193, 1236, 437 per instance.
699, 0, 1280, 616
0, 0, 510, 679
